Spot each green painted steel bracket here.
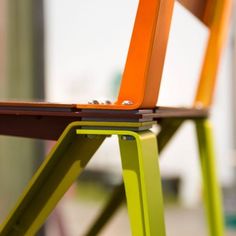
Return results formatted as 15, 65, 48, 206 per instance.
195, 119, 225, 236
157, 118, 184, 151
85, 118, 225, 236
0, 121, 165, 236
1, 118, 223, 236
0, 122, 105, 236
85, 118, 184, 236
76, 129, 166, 236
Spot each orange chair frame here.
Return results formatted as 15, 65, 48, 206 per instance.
77, 0, 232, 110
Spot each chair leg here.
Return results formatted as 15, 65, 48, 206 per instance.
0, 125, 105, 236
195, 119, 225, 236
1, 127, 165, 236
84, 119, 183, 235
119, 131, 166, 236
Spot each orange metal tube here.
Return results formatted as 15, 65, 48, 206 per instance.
77, 0, 174, 110
116, 0, 174, 109
194, 0, 232, 108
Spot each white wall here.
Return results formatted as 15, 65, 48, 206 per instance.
45, 0, 138, 103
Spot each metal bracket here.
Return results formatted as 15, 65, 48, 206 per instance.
0, 121, 166, 236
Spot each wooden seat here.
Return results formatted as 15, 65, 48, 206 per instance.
0, 101, 208, 140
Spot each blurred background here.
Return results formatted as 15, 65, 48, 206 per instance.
0, 0, 235, 235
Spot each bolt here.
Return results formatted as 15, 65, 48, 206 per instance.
86, 134, 98, 139
88, 100, 99, 104
195, 102, 204, 109
122, 100, 133, 105
121, 135, 134, 141
105, 100, 112, 104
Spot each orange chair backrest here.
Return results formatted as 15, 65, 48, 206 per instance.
117, 0, 232, 109
193, 0, 232, 107
116, 0, 175, 109
77, 0, 232, 110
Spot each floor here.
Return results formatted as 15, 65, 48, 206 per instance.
46, 197, 236, 236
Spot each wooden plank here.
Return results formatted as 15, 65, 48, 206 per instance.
0, 104, 208, 140
0, 101, 77, 110
0, 114, 155, 140
0, 114, 79, 140
154, 107, 209, 118
0, 102, 209, 119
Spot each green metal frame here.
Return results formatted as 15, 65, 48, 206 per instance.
0, 121, 165, 236
85, 118, 225, 236
85, 118, 184, 235
0, 119, 224, 236
195, 119, 225, 236
78, 129, 165, 236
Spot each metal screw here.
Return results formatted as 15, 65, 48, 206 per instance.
122, 100, 133, 105
195, 102, 204, 109
88, 100, 99, 104
105, 100, 112, 104
121, 135, 134, 141
86, 134, 98, 139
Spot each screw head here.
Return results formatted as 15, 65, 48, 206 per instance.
121, 135, 134, 141
122, 100, 133, 105
88, 100, 99, 104
195, 102, 204, 109
105, 100, 112, 104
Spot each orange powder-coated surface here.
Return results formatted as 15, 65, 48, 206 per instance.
77, 0, 174, 110
77, 0, 232, 110
194, 0, 232, 107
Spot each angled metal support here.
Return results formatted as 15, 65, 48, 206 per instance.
85, 117, 225, 236
84, 118, 184, 235
0, 122, 105, 236
196, 119, 225, 236
77, 129, 166, 236
157, 118, 184, 151
0, 122, 166, 236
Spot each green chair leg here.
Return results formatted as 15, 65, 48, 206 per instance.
119, 131, 165, 236
1, 126, 166, 236
0, 124, 105, 236
76, 129, 166, 236
85, 119, 183, 235
196, 119, 225, 236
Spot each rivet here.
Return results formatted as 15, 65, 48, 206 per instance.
86, 134, 98, 139
122, 100, 133, 105
121, 135, 134, 141
88, 100, 99, 104
105, 100, 112, 104
195, 102, 204, 109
